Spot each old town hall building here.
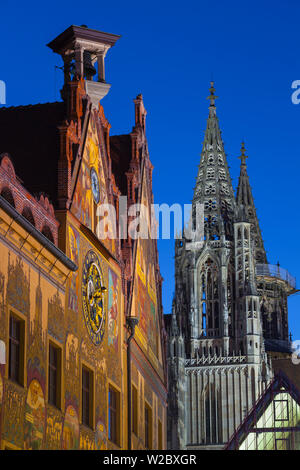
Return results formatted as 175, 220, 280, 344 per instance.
0, 25, 167, 450
166, 83, 297, 450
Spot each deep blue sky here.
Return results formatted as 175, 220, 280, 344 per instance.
1, 0, 300, 339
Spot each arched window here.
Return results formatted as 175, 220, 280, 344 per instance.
22, 206, 35, 226
203, 383, 222, 444
199, 258, 219, 337
41, 225, 54, 243
227, 268, 234, 335
1, 187, 15, 207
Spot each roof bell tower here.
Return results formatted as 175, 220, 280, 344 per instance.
47, 24, 120, 107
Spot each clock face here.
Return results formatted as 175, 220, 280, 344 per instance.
82, 250, 107, 345
90, 167, 100, 204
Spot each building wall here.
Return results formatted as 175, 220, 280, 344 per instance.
0, 203, 72, 449
58, 211, 126, 450
0, 71, 168, 450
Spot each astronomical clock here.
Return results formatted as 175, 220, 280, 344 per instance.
82, 250, 107, 345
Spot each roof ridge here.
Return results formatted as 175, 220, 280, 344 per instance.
0, 101, 63, 111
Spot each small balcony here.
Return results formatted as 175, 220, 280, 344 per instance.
256, 263, 297, 290
198, 328, 220, 338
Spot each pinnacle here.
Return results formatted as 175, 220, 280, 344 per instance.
236, 145, 267, 263
206, 81, 218, 107
239, 141, 248, 167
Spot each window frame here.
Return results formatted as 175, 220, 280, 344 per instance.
48, 340, 62, 409
108, 385, 120, 446
8, 311, 25, 387
81, 364, 94, 429
158, 419, 163, 450
132, 384, 138, 436
274, 398, 289, 422
144, 401, 152, 450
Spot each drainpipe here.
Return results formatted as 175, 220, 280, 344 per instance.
126, 316, 139, 450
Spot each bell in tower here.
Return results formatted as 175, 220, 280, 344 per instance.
83, 50, 97, 80
47, 24, 120, 107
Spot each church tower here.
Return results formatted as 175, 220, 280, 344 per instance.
166, 83, 297, 450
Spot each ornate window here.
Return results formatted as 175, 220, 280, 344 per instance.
218, 155, 224, 165
9, 313, 25, 386
203, 383, 222, 444
1, 186, 15, 207
48, 342, 62, 409
42, 225, 54, 243
199, 258, 219, 337
219, 169, 226, 180
204, 199, 217, 211
208, 154, 214, 165
22, 206, 35, 227
205, 184, 216, 195
108, 386, 120, 445
220, 183, 229, 195
227, 268, 234, 335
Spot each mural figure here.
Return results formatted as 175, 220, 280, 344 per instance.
95, 420, 107, 450
107, 269, 119, 353
68, 225, 80, 313
24, 379, 45, 450
62, 405, 79, 450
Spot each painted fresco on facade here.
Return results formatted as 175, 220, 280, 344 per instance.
24, 379, 46, 450
149, 300, 158, 356
80, 429, 96, 450
136, 274, 147, 336
2, 382, 25, 448
0, 373, 2, 409
48, 291, 64, 342
71, 114, 115, 255
45, 409, 63, 449
6, 254, 30, 315
66, 333, 79, 379
132, 171, 161, 369
68, 225, 80, 313
62, 405, 80, 450
107, 268, 119, 353
0, 369, 3, 442
72, 149, 92, 229
95, 420, 107, 450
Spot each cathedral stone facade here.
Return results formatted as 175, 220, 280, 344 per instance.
166, 83, 297, 450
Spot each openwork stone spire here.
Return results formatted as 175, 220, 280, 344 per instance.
167, 84, 295, 451
193, 82, 236, 240
236, 142, 267, 263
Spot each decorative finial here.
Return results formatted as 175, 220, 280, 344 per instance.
207, 81, 218, 107
239, 141, 248, 166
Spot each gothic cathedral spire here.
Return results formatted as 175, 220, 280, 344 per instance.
193, 82, 236, 241
165, 83, 288, 451
236, 142, 267, 263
